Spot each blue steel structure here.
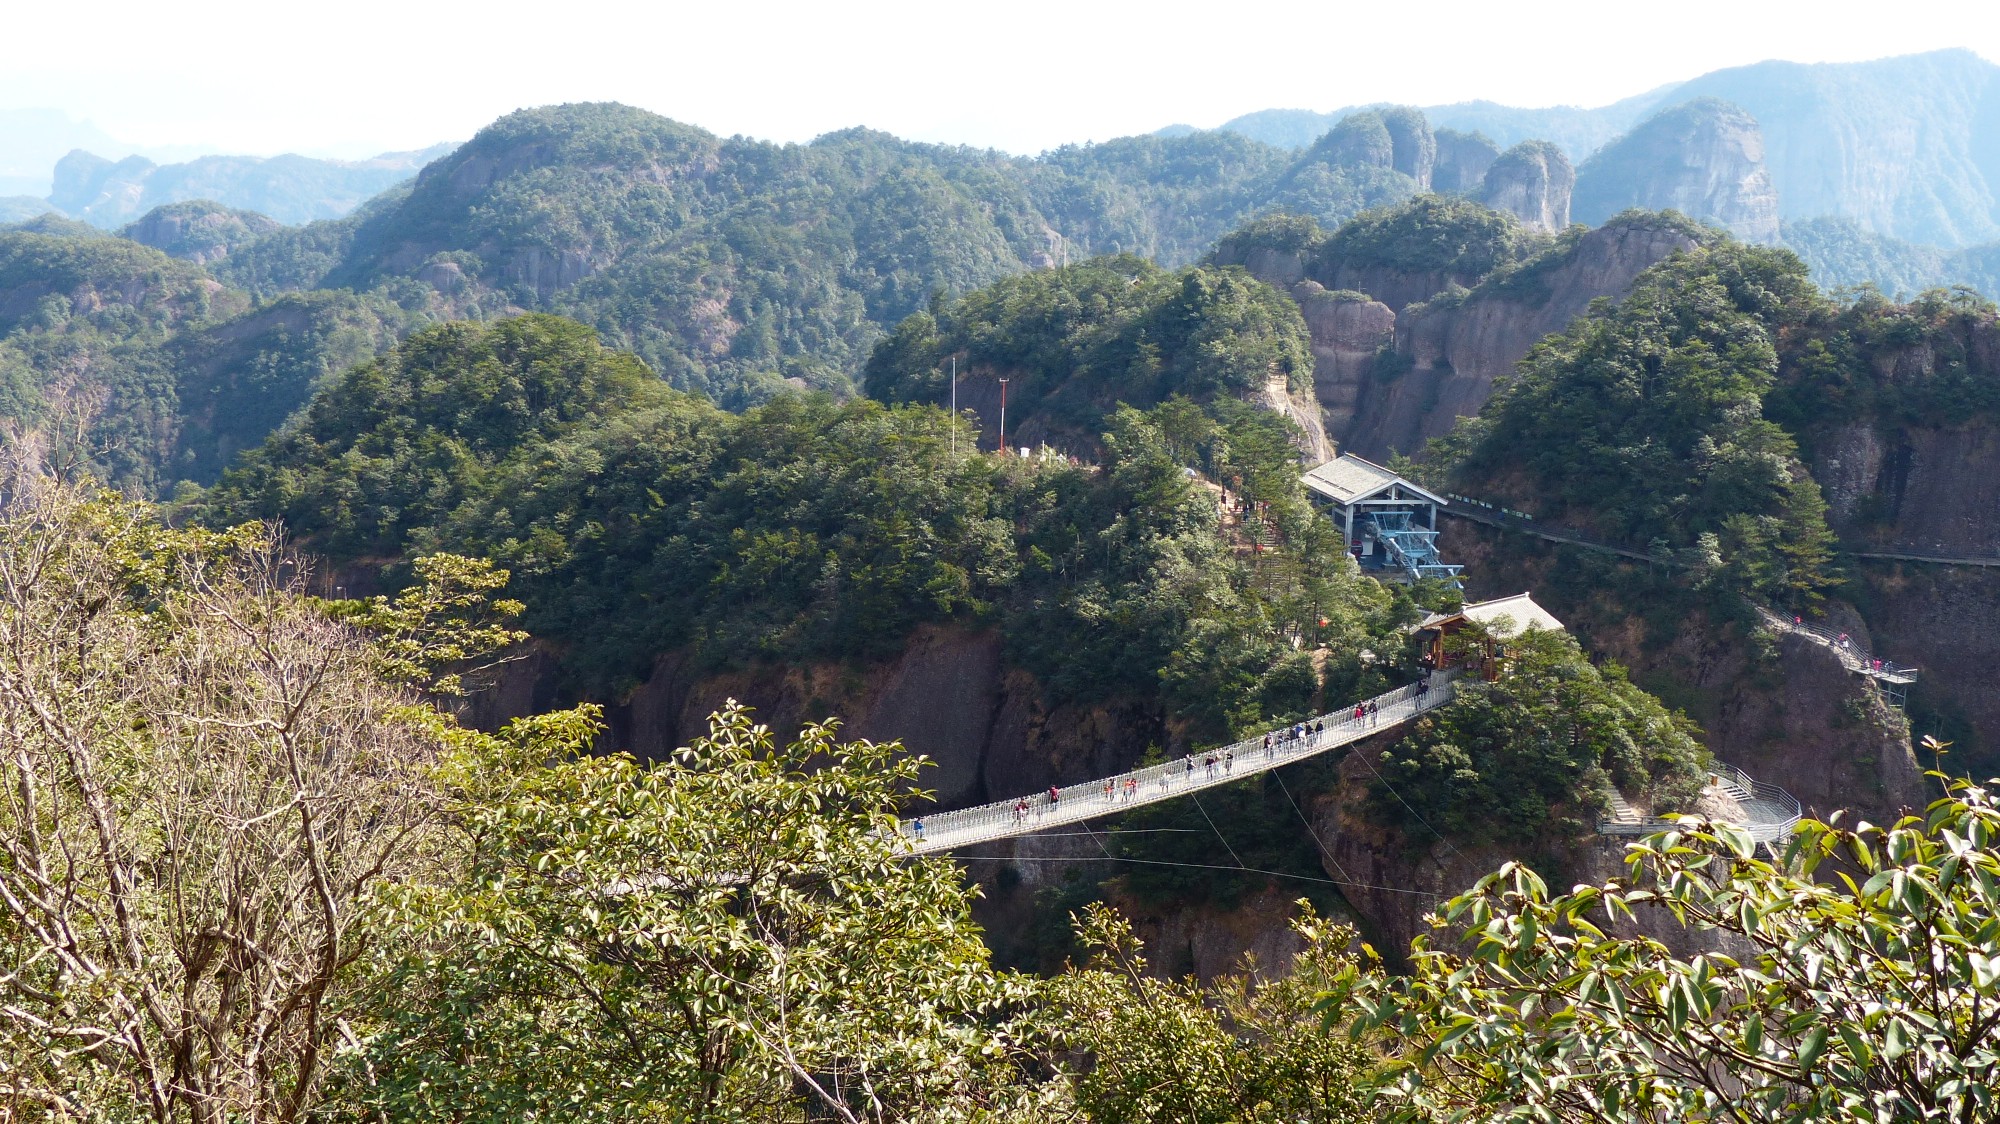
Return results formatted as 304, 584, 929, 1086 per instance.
1301, 454, 1463, 588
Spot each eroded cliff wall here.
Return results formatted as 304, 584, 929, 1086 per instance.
1331, 219, 1698, 459
471, 624, 1170, 812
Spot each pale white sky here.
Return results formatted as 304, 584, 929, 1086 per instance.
5, 0, 1997, 158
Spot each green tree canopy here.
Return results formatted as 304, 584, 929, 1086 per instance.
1339, 766, 2000, 1123
1438, 243, 1839, 602
1371, 629, 1709, 845
200, 313, 677, 558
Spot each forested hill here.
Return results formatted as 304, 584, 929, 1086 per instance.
0, 99, 1457, 490
219, 102, 1433, 405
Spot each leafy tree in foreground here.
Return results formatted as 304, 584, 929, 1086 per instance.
351, 702, 1049, 1123
1051, 903, 1375, 1124
1338, 762, 2000, 1122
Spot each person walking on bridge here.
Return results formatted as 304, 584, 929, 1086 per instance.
1048, 786, 1060, 808
1353, 702, 1366, 724
1367, 699, 1379, 726
1263, 732, 1273, 760
1204, 753, 1217, 779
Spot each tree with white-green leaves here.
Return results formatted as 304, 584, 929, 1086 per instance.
1335, 754, 2000, 1123
0, 467, 517, 1122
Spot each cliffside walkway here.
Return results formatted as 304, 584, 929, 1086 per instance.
1438, 500, 1674, 566
898, 675, 1460, 855
1598, 763, 1802, 850
1757, 608, 1917, 705
1846, 549, 2000, 570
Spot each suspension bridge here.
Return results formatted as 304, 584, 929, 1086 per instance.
898, 668, 1804, 858
899, 676, 1459, 854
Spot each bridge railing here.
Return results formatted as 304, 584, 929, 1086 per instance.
1597, 762, 1801, 846
1769, 614, 1918, 681
900, 674, 1458, 853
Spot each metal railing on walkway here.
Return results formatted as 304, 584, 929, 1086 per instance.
1758, 608, 1918, 687
1597, 762, 1802, 849
899, 673, 1460, 855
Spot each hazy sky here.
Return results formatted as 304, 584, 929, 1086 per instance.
6, 0, 1998, 158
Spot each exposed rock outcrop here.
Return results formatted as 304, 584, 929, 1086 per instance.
1432, 128, 1501, 195
1291, 282, 1395, 436
1323, 216, 1702, 459
1573, 98, 1782, 243
471, 624, 1166, 812
121, 200, 280, 264
1481, 140, 1574, 233
1378, 106, 1436, 189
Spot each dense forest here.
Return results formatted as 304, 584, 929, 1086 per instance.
0, 99, 1491, 488
6, 469, 1993, 1121
197, 308, 1397, 744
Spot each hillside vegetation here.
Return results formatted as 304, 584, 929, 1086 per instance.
0, 228, 419, 492
198, 309, 1401, 743
239, 104, 1432, 406
12, 469, 1998, 1122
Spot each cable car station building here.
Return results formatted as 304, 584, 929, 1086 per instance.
1301, 454, 1461, 587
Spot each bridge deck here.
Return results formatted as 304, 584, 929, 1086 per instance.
900, 674, 1459, 854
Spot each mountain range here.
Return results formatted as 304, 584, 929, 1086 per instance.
1203, 49, 2000, 251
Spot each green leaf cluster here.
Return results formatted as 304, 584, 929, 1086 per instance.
1338, 765, 2000, 1123
1370, 629, 1709, 845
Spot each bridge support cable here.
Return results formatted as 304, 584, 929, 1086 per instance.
1191, 790, 1248, 870
1271, 769, 1355, 885
975, 854, 1443, 901
898, 674, 1460, 855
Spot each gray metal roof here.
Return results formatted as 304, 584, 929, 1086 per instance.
1301, 454, 1447, 507
1420, 592, 1567, 638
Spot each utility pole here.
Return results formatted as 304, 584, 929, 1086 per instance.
998, 377, 1009, 454
948, 356, 956, 460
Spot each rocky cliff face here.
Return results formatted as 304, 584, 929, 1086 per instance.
121, 200, 281, 265
1379, 107, 1436, 189
1437, 520, 1927, 824
1481, 141, 1573, 233
1432, 128, 1500, 195
1323, 217, 1700, 459
1573, 98, 1781, 243
1291, 284, 1395, 437
470, 624, 1168, 811
1806, 401, 2000, 775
